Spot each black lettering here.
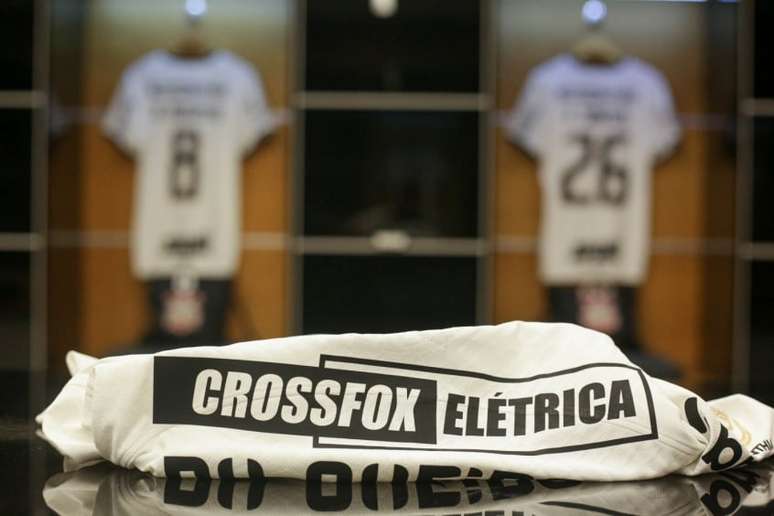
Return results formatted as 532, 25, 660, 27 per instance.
608, 380, 636, 420
444, 394, 465, 436
487, 398, 507, 436
579, 383, 605, 424
534, 393, 560, 433
215, 458, 265, 510
487, 471, 535, 500
684, 397, 708, 433
306, 462, 353, 511
466, 397, 485, 436
562, 389, 575, 427
163, 456, 211, 507
463, 478, 483, 504
416, 465, 462, 509
700, 479, 741, 515
391, 465, 409, 510
362, 463, 379, 510
508, 398, 533, 436
702, 425, 744, 471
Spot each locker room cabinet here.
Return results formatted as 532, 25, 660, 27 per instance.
0, 110, 32, 233
303, 110, 479, 237
0, 0, 33, 90
297, 0, 486, 334
737, 0, 774, 401
304, 0, 479, 92
302, 255, 477, 334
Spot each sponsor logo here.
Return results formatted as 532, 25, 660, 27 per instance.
153, 355, 658, 454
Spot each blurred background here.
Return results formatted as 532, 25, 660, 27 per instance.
1, 0, 772, 423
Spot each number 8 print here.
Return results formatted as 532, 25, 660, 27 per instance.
170, 129, 200, 200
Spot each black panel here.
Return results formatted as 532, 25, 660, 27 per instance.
305, 0, 479, 92
0, 110, 31, 232
0, 0, 34, 90
302, 255, 477, 334
304, 110, 479, 237
752, 119, 774, 242
750, 262, 774, 406
754, 0, 774, 98
0, 253, 30, 375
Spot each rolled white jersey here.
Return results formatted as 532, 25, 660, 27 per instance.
506, 55, 680, 285
103, 50, 275, 279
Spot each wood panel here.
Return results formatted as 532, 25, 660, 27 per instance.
493, 0, 735, 393
48, 0, 291, 367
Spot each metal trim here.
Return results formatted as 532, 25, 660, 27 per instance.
295, 91, 490, 112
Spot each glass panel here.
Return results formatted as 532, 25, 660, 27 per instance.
304, 110, 479, 237
750, 261, 774, 406
0, 110, 31, 232
305, 0, 479, 92
752, 118, 774, 242
0, 0, 33, 90
754, 0, 774, 98
302, 255, 477, 334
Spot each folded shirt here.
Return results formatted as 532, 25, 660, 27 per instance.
37, 321, 774, 481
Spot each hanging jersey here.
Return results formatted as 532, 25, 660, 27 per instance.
103, 50, 275, 279
505, 54, 680, 285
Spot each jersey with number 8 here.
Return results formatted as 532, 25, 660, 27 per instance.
103, 50, 275, 279
506, 55, 680, 285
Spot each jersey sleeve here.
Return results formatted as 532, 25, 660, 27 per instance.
102, 64, 146, 155
645, 70, 681, 160
504, 70, 550, 157
239, 66, 276, 155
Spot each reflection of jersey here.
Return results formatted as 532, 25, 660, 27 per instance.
103, 50, 275, 278
506, 55, 680, 285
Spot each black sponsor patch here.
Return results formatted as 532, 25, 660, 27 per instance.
153, 356, 437, 444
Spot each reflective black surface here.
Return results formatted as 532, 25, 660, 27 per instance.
303, 110, 479, 237
305, 0, 479, 92
302, 255, 478, 334
44, 463, 774, 515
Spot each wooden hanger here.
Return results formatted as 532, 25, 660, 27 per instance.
171, 28, 212, 59
571, 0, 623, 65
170, 0, 212, 59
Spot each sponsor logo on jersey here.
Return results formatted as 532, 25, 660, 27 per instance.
153, 355, 657, 454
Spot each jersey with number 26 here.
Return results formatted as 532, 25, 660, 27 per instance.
506, 55, 680, 285
103, 50, 274, 279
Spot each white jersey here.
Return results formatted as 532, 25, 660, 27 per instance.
37, 321, 774, 482
506, 54, 680, 285
103, 50, 275, 279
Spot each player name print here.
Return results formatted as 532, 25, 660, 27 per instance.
153, 355, 657, 454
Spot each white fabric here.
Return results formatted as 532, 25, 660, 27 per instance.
102, 50, 276, 279
37, 321, 773, 482
505, 54, 681, 285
